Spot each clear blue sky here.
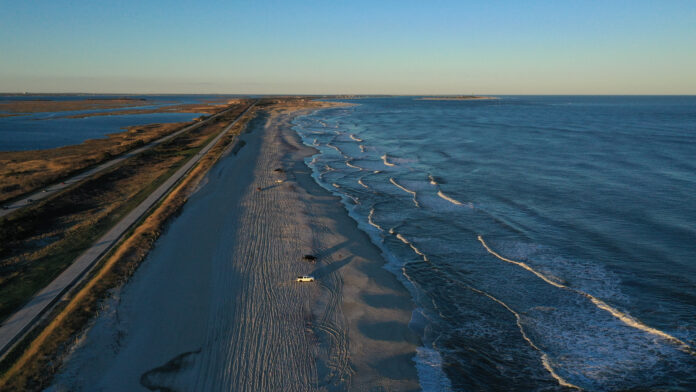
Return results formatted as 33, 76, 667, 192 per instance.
1, 0, 695, 94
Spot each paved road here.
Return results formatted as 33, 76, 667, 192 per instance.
0, 101, 256, 359
0, 104, 242, 219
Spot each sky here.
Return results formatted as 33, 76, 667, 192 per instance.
1, 0, 695, 94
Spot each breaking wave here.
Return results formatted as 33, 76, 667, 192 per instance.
390, 178, 420, 207
345, 160, 364, 170
478, 235, 695, 356
436, 190, 466, 206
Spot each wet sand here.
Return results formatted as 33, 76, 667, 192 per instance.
49, 102, 420, 391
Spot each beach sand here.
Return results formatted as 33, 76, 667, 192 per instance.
49, 102, 420, 391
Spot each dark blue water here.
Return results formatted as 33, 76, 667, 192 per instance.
0, 94, 240, 151
293, 96, 696, 391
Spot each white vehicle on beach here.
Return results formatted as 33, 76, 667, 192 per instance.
296, 276, 315, 282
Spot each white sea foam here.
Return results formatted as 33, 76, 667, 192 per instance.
428, 174, 438, 185
292, 114, 456, 392
326, 143, 342, 154
367, 208, 383, 231
437, 190, 467, 206
349, 134, 363, 142
395, 232, 429, 262
392, 229, 579, 389
358, 178, 369, 189
346, 160, 363, 170
390, 178, 420, 207
463, 283, 581, 390
415, 346, 454, 392
477, 235, 696, 356
381, 154, 396, 167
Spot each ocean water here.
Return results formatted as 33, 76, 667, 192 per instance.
0, 94, 239, 151
292, 96, 696, 391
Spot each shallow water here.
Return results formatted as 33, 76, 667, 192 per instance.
293, 96, 696, 391
0, 94, 239, 151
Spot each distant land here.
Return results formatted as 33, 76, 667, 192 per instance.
417, 96, 498, 100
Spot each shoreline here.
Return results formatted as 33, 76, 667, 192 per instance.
46, 100, 420, 391
282, 103, 422, 390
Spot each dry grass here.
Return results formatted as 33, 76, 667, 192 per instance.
62, 100, 244, 119
0, 99, 148, 114
0, 102, 249, 203
0, 122, 192, 203
0, 105, 250, 322
0, 104, 259, 390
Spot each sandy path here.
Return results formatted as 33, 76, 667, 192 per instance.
50, 104, 419, 391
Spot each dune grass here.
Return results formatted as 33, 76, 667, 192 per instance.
0, 100, 250, 204
0, 121, 193, 203
0, 106, 258, 390
0, 105, 250, 323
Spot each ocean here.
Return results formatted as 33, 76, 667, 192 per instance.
292, 96, 696, 391
0, 94, 239, 151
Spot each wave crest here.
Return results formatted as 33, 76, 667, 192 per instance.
381, 154, 396, 167
390, 178, 420, 207
350, 134, 363, 142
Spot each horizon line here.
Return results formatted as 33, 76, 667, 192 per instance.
2, 92, 696, 97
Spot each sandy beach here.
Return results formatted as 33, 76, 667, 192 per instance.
49, 102, 420, 391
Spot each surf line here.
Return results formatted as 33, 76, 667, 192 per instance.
346, 160, 364, 170
326, 143, 342, 154
381, 154, 396, 167
464, 283, 581, 390
428, 174, 471, 207
394, 232, 430, 262
349, 134, 363, 142
394, 231, 578, 389
437, 190, 465, 206
367, 208, 383, 231
477, 235, 695, 355
358, 178, 369, 189
389, 178, 420, 207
